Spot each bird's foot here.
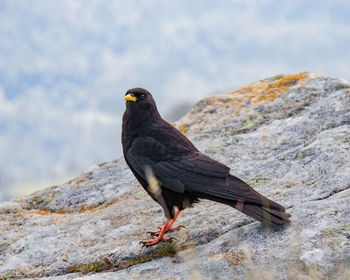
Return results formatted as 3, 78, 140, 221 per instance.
141, 211, 182, 247
147, 225, 185, 237
140, 236, 175, 247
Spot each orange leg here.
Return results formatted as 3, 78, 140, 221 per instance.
167, 209, 182, 230
147, 209, 183, 236
141, 210, 183, 247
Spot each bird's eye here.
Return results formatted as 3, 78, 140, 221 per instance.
140, 94, 145, 99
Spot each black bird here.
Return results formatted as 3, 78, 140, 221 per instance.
122, 88, 290, 246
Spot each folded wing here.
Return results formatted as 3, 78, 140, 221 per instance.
126, 136, 285, 212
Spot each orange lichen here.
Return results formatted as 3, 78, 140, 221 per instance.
218, 73, 309, 116
171, 123, 186, 134
30, 210, 52, 215
234, 73, 308, 103
26, 199, 119, 216
174, 73, 311, 136
76, 199, 119, 214
178, 124, 187, 134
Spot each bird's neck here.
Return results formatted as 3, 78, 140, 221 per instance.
124, 103, 161, 126
122, 108, 163, 140
122, 109, 162, 156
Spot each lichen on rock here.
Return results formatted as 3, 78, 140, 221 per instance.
0, 73, 349, 279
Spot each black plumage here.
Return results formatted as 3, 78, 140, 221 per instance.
122, 88, 290, 246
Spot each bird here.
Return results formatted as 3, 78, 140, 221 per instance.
122, 88, 291, 246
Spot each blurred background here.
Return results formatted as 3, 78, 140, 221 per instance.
1, 0, 349, 201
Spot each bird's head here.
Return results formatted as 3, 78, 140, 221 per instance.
123, 88, 160, 119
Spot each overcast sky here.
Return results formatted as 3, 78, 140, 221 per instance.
1, 0, 350, 201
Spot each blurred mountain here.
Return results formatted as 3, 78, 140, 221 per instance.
164, 101, 194, 122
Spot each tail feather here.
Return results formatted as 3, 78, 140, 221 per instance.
198, 175, 291, 225
228, 175, 291, 225
240, 204, 291, 225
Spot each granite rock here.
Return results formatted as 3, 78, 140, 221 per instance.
0, 73, 349, 279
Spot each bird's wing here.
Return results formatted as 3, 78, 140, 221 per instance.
127, 136, 272, 206
126, 136, 231, 194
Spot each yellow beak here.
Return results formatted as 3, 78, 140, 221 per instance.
124, 94, 137, 102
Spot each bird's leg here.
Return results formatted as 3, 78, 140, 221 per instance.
165, 209, 183, 231
148, 210, 183, 236
141, 219, 172, 247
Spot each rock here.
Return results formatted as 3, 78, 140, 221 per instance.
0, 73, 349, 279
0, 201, 22, 214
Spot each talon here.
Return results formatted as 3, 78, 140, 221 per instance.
147, 230, 161, 237
145, 224, 184, 238
141, 236, 171, 246
141, 210, 183, 247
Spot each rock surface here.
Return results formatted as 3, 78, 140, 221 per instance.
0, 73, 349, 279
